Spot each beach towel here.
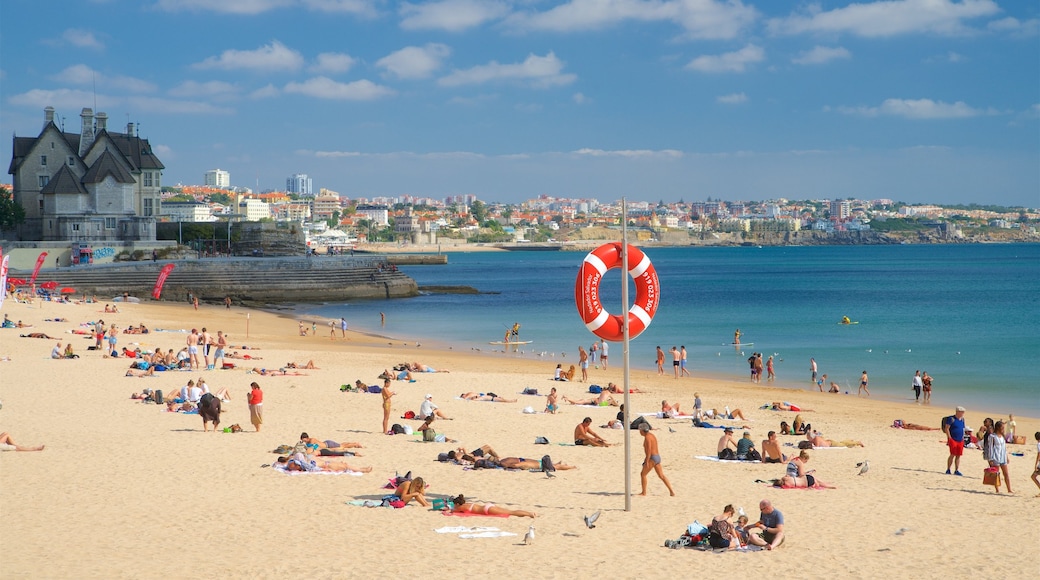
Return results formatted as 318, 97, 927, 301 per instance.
694, 455, 761, 464
271, 464, 363, 476
435, 526, 502, 534
459, 531, 517, 539
442, 511, 509, 518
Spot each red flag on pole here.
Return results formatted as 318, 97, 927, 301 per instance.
29, 251, 48, 284
152, 263, 175, 300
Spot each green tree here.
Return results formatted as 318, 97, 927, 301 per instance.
209, 192, 232, 205
470, 200, 488, 223
0, 185, 26, 230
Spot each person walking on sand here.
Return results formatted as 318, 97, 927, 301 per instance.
984, 420, 1013, 494
670, 346, 681, 379
656, 346, 665, 375
639, 422, 675, 496
339, 317, 348, 338
381, 378, 394, 434
810, 357, 817, 384
329, 320, 336, 340
911, 370, 923, 403
600, 339, 608, 369
922, 372, 933, 404
193, 295, 199, 310
578, 345, 589, 382
248, 382, 263, 432
766, 355, 775, 382
680, 345, 691, 377
859, 370, 870, 397
1031, 431, 1040, 496
943, 406, 967, 475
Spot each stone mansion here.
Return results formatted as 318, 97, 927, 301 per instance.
8, 106, 164, 241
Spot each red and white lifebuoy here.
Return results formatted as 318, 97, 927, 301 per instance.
575, 242, 659, 342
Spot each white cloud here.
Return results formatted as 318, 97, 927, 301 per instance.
377, 44, 451, 80
572, 148, 683, 159
154, 0, 294, 14
250, 84, 281, 99
9, 88, 231, 114
399, 0, 509, 32
573, 92, 588, 104
310, 52, 357, 74
836, 98, 994, 119
508, 0, 757, 40
10, 88, 98, 110
685, 44, 764, 73
987, 16, 1040, 36
439, 52, 576, 88
769, 0, 1000, 37
947, 51, 963, 62
447, 94, 499, 106
192, 41, 304, 72
153, 144, 173, 158
123, 96, 233, 114
62, 29, 104, 50
284, 77, 396, 100
168, 80, 238, 98
301, 0, 378, 15
51, 65, 157, 93
716, 92, 747, 104
792, 45, 851, 65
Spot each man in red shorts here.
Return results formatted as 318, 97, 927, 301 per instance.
943, 406, 967, 476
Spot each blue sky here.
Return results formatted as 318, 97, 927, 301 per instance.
2, 0, 1037, 207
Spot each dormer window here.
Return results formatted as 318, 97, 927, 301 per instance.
68, 156, 76, 166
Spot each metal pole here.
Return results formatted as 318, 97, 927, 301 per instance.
622, 198, 632, 512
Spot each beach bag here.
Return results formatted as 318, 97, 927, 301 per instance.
152, 390, 163, 404
534, 436, 550, 445
403, 410, 416, 419
798, 441, 814, 450
941, 415, 953, 431
718, 448, 736, 461
422, 428, 436, 442
368, 385, 382, 394
588, 385, 602, 394
391, 424, 406, 435
746, 449, 762, 462
983, 466, 1001, 487
1012, 435, 1026, 445
522, 388, 539, 395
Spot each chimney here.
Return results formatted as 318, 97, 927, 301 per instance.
126, 122, 134, 137
79, 108, 94, 157
44, 106, 55, 128
96, 112, 107, 132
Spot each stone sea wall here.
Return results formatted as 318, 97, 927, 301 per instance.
14, 256, 419, 303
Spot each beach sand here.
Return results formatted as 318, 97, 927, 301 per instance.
1, 297, 1037, 579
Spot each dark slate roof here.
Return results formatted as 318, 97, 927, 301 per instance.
39, 164, 88, 195
81, 149, 136, 184
101, 130, 165, 171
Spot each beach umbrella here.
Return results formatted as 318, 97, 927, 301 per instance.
41, 281, 59, 290
61, 287, 76, 294
8, 277, 26, 285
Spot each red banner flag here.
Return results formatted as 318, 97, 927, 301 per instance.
152, 263, 175, 300
29, 251, 48, 284
0, 254, 9, 311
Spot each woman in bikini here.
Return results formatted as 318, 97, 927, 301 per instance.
381, 379, 394, 434
778, 450, 836, 489
394, 477, 430, 507
449, 494, 536, 518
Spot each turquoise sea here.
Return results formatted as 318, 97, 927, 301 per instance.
303, 244, 1040, 415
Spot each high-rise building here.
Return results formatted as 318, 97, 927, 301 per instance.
830, 199, 851, 220
287, 173, 313, 196
205, 169, 230, 188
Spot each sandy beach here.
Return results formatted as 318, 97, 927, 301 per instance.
1, 296, 1037, 579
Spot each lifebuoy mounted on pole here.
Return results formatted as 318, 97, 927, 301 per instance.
575, 242, 659, 342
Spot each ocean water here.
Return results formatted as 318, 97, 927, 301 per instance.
302, 244, 1040, 415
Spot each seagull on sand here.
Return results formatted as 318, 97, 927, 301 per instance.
857, 460, 870, 475
523, 525, 535, 545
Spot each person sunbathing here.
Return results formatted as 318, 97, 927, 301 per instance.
891, 419, 939, 430
705, 407, 747, 420
250, 367, 306, 376
448, 494, 535, 518
777, 450, 837, 488
299, 432, 363, 452
661, 400, 682, 417
286, 360, 319, 369
394, 477, 430, 507
563, 392, 618, 407
771, 401, 814, 412
807, 431, 864, 448
411, 362, 448, 373
448, 445, 500, 463
497, 457, 577, 470
226, 351, 262, 360
604, 382, 646, 394
459, 392, 516, 403
277, 453, 372, 473
20, 333, 55, 339
0, 432, 45, 452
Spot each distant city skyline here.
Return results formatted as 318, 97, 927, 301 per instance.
2, 1, 1037, 207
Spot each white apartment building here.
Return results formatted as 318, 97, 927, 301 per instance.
205, 169, 230, 188
238, 198, 271, 221
287, 173, 313, 196
830, 199, 851, 220
161, 201, 215, 222
355, 204, 389, 226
